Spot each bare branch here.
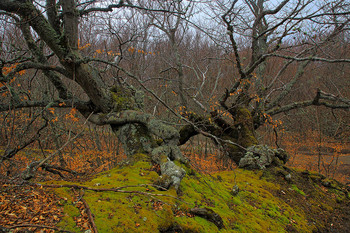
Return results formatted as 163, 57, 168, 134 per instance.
266, 60, 311, 110
221, 0, 245, 79
80, 1, 183, 16
267, 89, 350, 116
1, 113, 48, 162
265, 54, 350, 63
21, 113, 93, 180
19, 21, 72, 99
0, 99, 91, 113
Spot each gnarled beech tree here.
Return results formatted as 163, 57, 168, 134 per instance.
176, 0, 350, 168
0, 0, 349, 188
0, 0, 188, 189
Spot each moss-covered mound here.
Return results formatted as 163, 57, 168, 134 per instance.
46, 156, 349, 233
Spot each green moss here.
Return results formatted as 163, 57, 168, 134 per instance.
290, 184, 306, 196
175, 216, 218, 232
236, 107, 251, 119
174, 169, 312, 232
235, 107, 258, 147
57, 215, 81, 232
85, 190, 175, 232
47, 160, 347, 233
110, 86, 136, 112
130, 153, 151, 163
175, 160, 196, 176
54, 188, 81, 232
155, 139, 164, 146
309, 172, 325, 182
64, 204, 80, 217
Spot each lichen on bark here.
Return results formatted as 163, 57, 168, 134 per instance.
107, 86, 187, 190
239, 145, 289, 169
110, 86, 136, 112
178, 107, 289, 170
113, 124, 153, 156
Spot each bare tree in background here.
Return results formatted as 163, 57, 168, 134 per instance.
176, 0, 350, 168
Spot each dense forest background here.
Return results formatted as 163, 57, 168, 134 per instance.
1, 0, 349, 183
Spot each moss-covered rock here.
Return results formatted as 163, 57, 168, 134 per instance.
239, 145, 289, 169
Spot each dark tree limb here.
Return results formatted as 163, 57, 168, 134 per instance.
80, 191, 98, 233
190, 208, 224, 229
19, 21, 72, 99
80, 1, 183, 16
0, 0, 113, 114
0, 62, 70, 83
46, 0, 61, 34
88, 110, 181, 145
41, 164, 80, 178
221, 0, 245, 79
37, 184, 182, 201
179, 124, 198, 146
62, 0, 79, 49
219, 88, 230, 110
0, 0, 67, 58
266, 89, 350, 117
0, 99, 91, 113
1, 112, 48, 162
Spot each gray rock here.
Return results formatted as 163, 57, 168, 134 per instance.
239, 145, 289, 169
231, 185, 240, 196
285, 173, 292, 182
160, 160, 186, 190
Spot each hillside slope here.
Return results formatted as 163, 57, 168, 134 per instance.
1, 154, 349, 232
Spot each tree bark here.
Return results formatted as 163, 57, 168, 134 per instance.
0, 0, 188, 189
180, 106, 258, 164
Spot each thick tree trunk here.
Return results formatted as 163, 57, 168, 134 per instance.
111, 119, 186, 190
179, 106, 288, 169
88, 86, 188, 190
112, 123, 153, 156
180, 107, 258, 163
222, 107, 258, 164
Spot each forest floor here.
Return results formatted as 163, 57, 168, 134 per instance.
1, 152, 350, 232
0, 136, 350, 232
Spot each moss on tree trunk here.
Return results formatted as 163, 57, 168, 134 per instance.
224, 107, 258, 164
105, 86, 186, 190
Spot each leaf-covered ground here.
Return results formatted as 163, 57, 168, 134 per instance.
0, 179, 63, 232
1, 154, 349, 233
